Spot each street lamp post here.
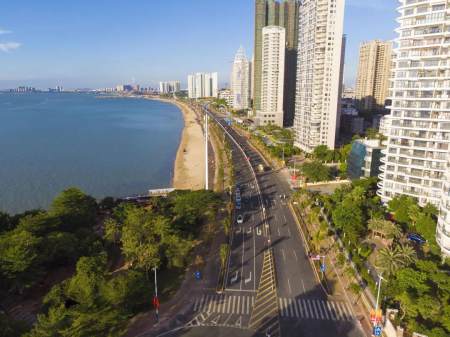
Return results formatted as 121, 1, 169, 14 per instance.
375, 273, 384, 315
153, 267, 159, 323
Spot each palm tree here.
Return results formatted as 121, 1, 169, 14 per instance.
376, 244, 416, 278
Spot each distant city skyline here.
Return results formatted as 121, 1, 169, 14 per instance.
0, 0, 396, 90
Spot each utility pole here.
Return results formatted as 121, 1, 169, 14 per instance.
205, 112, 209, 190
153, 266, 159, 323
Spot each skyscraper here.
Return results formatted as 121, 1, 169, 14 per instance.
293, 0, 345, 152
252, 0, 299, 126
355, 40, 393, 112
376, 0, 450, 256
231, 46, 251, 110
256, 26, 286, 127
187, 72, 219, 99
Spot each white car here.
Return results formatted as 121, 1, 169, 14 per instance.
237, 215, 244, 224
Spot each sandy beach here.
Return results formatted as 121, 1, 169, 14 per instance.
149, 97, 205, 190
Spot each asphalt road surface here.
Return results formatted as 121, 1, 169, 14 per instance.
146, 106, 366, 337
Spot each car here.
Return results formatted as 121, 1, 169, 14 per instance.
236, 202, 241, 210
407, 233, 427, 245
237, 215, 244, 224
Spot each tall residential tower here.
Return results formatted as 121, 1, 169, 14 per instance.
293, 0, 346, 152
355, 40, 393, 112
256, 26, 286, 127
253, 0, 299, 126
231, 46, 251, 110
377, 0, 450, 257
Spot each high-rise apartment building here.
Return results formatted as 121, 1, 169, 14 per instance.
187, 72, 219, 99
355, 40, 393, 111
377, 0, 450, 257
253, 0, 299, 126
256, 26, 286, 127
231, 46, 251, 110
159, 81, 180, 94
293, 0, 345, 152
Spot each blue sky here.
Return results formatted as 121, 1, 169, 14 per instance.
0, 0, 397, 89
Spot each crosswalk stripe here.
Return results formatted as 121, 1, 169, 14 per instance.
315, 301, 324, 319
199, 296, 205, 311
332, 302, 342, 320
278, 298, 284, 316
207, 295, 213, 313
320, 301, 330, 320
302, 300, 309, 319
327, 301, 336, 320
232, 296, 237, 314
297, 299, 304, 317
306, 300, 316, 318
246, 296, 250, 314
339, 302, 348, 320
237, 296, 241, 314
193, 298, 199, 311
341, 302, 351, 320
227, 295, 232, 313
343, 303, 353, 320
286, 298, 292, 317
293, 299, 299, 317
212, 296, 217, 313
284, 297, 289, 317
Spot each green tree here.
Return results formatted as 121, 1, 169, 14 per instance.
368, 218, 402, 240
16, 212, 61, 236
376, 244, 416, 278
104, 218, 121, 245
66, 254, 107, 307
313, 145, 332, 162
220, 244, 230, 267
0, 229, 42, 292
0, 211, 12, 233
301, 161, 332, 182
388, 195, 416, 225
50, 187, 97, 231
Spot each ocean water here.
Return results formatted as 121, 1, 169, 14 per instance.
0, 93, 183, 214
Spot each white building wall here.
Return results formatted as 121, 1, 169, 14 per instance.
293, 0, 345, 152
257, 26, 286, 127
231, 47, 251, 110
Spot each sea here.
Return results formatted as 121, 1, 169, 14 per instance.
0, 92, 183, 214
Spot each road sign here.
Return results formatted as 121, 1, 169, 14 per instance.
320, 264, 326, 272
373, 325, 382, 336
310, 254, 321, 261
194, 271, 202, 280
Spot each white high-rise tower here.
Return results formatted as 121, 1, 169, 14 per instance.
377, 0, 450, 257
293, 0, 345, 152
256, 25, 286, 127
231, 46, 251, 110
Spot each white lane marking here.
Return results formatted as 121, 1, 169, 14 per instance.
297, 299, 303, 317
282, 249, 286, 261
293, 298, 300, 317
287, 278, 292, 294
193, 298, 199, 311
207, 295, 214, 313
307, 300, 315, 319
331, 302, 341, 320
303, 300, 310, 319
241, 229, 245, 290
277, 227, 281, 236
287, 227, 291, 237
327, 302, 336, 320
293, 250, 298, 261
321, 301, 330, 320
301, 280, 306, 293
231, 271, 239, 283
316, 300, 325, 319
245, 272, 252, 284
283, 214, 287, 223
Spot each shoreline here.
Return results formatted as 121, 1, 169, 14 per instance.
145, 97, 205, 191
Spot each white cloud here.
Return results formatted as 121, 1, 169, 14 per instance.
0, 28, 12, 35
346, 0, 393, 10
0, 42, 21, 52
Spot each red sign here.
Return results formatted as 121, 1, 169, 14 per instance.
153, 296, 160, 309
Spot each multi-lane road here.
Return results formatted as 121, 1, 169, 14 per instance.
147, 107, 366, 337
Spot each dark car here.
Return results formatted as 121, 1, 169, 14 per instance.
407, 233, 427, 245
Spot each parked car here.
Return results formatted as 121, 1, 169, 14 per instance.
237, 215, 244, 224
236, 202, 241, 210
407, 233, 427, 245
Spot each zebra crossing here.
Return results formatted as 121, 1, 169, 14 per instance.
193, 294, 255, 315
278, 298, 354, 321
